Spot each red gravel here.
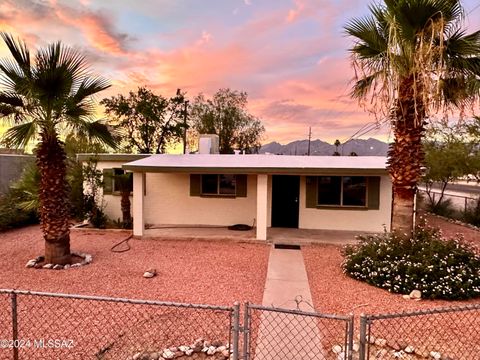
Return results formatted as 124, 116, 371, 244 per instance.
0, 226, 269, 305
303, 214, 480, 316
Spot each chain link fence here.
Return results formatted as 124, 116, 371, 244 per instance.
2, 289, 480, 360
359, 303, 480, 360
0, 289, 236, 360
243, 303, 353, 360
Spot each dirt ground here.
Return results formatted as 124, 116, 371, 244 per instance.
0, 226, 269, 305
303, 212, 480, 316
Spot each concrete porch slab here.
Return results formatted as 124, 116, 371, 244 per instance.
143, 225, 365, 245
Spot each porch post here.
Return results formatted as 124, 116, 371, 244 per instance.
256, 174, 268, 241
133, 172, 145, 237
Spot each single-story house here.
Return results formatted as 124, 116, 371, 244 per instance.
78, 150, 392, 241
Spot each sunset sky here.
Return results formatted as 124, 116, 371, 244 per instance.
1, 0, 479, 146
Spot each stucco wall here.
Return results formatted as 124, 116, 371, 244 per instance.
93, 160, 131, 222
298, 175, 392, 232
93, 159, 392, 232
144, 173, 258, 226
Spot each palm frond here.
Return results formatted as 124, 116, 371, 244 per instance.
0, 33, 31, 77
73, 76, 110, 102
2, 121, 37, 148
67, 118, 118, 149
351, 71, 385, 99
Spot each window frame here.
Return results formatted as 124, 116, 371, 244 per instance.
200, 174, 237, 197
316, 175, 367, 208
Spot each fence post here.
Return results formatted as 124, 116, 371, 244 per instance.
358, 314, 368, 360
243, 303, 250, 360
347, 314, 354, 360
232, 302, 240, 360
11, 292, 19, 360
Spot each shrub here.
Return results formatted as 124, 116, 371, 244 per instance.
462, 198, 480, 227
0, 163, 39, 231
425, 198, 457, 218
0, 195, 38, 231
342, 224, 480, 300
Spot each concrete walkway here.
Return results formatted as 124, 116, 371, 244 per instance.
261, 247, 315, 309
253, 246, 326, 360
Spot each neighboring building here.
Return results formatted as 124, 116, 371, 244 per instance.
78, 149, 392, 241
0, 153, 34, 195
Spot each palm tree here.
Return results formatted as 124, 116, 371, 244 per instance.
345, 0, 480, 237
0, 33, 116, 264
112, 173, 133, 229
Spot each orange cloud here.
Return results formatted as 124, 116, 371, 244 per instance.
50, 0, 128, 56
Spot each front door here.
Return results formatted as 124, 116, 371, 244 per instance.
271, 175, 299, 228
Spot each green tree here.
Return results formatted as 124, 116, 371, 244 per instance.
101, 87, 187, 154
191, 88, 265, 154
345, 0, 480, 237
423, 121, 473, 209
64, 133, 108, 220
0, 33, 116, 264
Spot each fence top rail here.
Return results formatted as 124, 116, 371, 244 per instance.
0, 289, 234, 312
364, 302, 480, 321
247, 303, 353, 321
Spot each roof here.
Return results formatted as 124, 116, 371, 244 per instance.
122, 154, 388, 175
77, 154, 149, 162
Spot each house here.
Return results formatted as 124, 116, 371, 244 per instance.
78, 140, 392, 240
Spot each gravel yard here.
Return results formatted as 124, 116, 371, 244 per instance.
0, 226, 269, 305
303, 213, 480, 316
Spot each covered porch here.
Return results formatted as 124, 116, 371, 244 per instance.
124, 154, 390, 240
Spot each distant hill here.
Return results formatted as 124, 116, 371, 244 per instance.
260, 138, 389, 156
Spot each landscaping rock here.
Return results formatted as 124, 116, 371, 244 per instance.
184, 349, 193, 356
352, 342, 360, 352
143, 269, 157, 278
430, 351, 441, 359
207, 346, 216, 355
179, 346, 190, 352
132, 352, 143, 360
150, 352, 159, 360
43, 263, 53, 269
53, 264, 64, 270
26, 259, 37, 268
332, 345, 343, 354
404, 345, 414, 354
162, 349, 175, 359
409, 290, 422, 299
64, 264, 70, 269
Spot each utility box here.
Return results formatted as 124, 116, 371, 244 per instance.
198, 134, 220, 154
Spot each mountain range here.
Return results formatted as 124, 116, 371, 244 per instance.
259, 138, 389, 156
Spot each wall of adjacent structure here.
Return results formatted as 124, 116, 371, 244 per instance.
298, 175, 392, 232
0, 154, 34, 194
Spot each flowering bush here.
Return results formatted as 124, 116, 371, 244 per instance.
342, 223, 480, 300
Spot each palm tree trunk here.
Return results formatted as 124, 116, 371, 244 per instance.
388, 76, 426, 239
37, 134, 71, 265
120, 190, 131, 227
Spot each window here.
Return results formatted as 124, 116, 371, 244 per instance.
190, 174, 247, 198
317, 176, 366, 207
112, 168, 132, 193
103, 168, 133, 195
201, 174, 236, 196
